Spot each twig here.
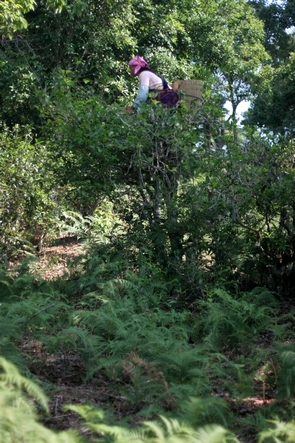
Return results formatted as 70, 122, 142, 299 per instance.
22, 303, 55, 326
115, 113, 134, 129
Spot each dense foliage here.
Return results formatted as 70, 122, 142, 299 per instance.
1, 0, 295, 442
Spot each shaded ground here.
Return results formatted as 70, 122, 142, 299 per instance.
32, 236, 85, 280
15, 236, 282, 442
20, 237, 138, 436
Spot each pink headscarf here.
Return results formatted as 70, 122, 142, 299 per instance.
128, 55, 150, 75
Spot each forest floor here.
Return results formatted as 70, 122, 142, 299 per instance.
14, 236, 280, 443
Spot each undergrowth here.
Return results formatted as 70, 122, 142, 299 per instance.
1, 238, 295, 443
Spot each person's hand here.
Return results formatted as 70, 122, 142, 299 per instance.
126, 105, 134, 113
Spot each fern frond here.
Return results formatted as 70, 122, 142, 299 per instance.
258, 419, 295, 443
43, 326, 94, 353
58, 210, 92, 238
0, 357, 81, 442
180, 397, 229, 428
71, 407, 239, 443
0, 357, 48, 412
193, 424, 238, 443
199, 288, 275, 349
277, 350, 295, 398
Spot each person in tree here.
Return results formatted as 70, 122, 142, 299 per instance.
126, 55, 178, 112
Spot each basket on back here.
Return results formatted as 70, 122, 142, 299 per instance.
172, 80, 202, 108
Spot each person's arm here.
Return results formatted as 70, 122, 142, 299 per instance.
132, 85, 149, 109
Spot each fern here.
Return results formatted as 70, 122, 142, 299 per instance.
199, 288, 275, 349
155, 347, 212, 392
0, 356, 48, 411
277, 350, 295, 398
67, 406, 239, 443
179, 397, 230, 429
0, 263, 13, 300
58, 210, 92, 239
258, 419, 295, 443
0, 309, 24, 366
43, 325, 97, 354
0, 357, 80, 443
58, 203, 123, 242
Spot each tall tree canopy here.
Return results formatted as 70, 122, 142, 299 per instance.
246, 0, 295, 134
0, 0, 270, 128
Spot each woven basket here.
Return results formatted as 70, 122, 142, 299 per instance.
172, 79, 202, 108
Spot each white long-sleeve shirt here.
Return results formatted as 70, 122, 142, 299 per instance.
133, 71, 166, 109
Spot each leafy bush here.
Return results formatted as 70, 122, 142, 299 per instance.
0, 125, 61, 255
